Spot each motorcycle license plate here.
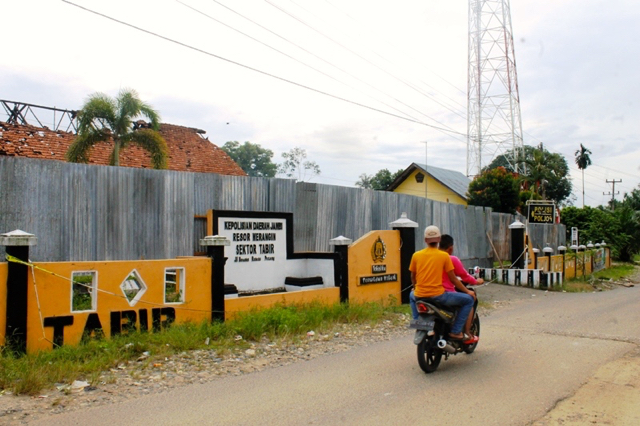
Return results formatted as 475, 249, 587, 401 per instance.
409, 318, 434, 331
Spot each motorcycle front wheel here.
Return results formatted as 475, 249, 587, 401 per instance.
417, 336, 442, 373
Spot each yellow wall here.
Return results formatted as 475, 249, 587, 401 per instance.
225, 287, 340, 319
24, 258, 211, 353
393, 170, 467, 206
564, 256, 576, 279
0, 262, 6, 346
537, 257, 548, 272
550, 255, 564, 273
565, 250, 611, 279
348, 231, 402, 304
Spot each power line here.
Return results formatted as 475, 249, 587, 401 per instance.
180, 0, 427, 125
62, 0, 466, 138
289, 0, 469, 120
263, 0, 466, 137
319, 0, 470, 118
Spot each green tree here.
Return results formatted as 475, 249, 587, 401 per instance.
355, 168, 403, 190
467, 167, 520, 214
611, 207, 640, 261
485, 144, 572, 205
278, 147, 321, 182
221, 141, 277, 177
561, 206, 617, 247
560, 205, 640, 261
574, 144, 592, 207
67, 89, 168, 169
621, 186, 640, 211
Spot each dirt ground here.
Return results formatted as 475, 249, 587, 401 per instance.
1, 271, 638, 425
514, 268, 640, 426
532, 345, 640, 425
474, 273, 640, 426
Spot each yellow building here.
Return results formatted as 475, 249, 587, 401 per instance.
387, 163, 470, 206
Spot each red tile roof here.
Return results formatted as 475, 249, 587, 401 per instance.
0, 121, 246, 176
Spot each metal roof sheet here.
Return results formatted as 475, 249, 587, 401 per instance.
414, 163, 471, 200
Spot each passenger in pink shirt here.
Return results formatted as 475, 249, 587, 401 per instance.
439, 234, 483, 341
440, 235, 483, 291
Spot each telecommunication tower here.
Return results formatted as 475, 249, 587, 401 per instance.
467, 0, 524, 177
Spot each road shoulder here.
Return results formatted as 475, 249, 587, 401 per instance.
532, 343, 640, 425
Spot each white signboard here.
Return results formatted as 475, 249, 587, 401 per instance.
218, 217, 288, 291
571, 227, 579, 246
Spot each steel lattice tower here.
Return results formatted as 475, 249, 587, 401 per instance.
467, 0, 524, 177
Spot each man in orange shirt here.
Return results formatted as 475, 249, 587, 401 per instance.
410, 226, 476, 341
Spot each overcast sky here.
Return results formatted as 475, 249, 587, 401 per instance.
2, 0, 638, 207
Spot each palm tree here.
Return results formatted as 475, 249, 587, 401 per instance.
67, 89, 168, 169
520, 145, 549, 198
574, 144, 592, 207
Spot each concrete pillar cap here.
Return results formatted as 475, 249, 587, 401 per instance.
330, 235, 352, 246
0, 230, 37, 246
557, 246, 567, 251
509, 220, 525, 229
200, 235, 230, 246
389, 212, 419, 228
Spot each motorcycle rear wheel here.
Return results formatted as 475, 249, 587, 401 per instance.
417, 336, 442, 373
464, 313, 480, 354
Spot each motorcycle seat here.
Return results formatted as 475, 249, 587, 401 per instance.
415, 298, 457, 321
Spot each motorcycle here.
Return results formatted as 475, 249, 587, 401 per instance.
410, 293, 480, 373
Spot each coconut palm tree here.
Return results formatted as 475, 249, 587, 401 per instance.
520, 145, 549, 198
574, 144, 592, 207
66, 89, 168, 169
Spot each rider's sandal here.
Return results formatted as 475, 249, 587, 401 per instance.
448, 332, 464, 340
463, 335, 479, 344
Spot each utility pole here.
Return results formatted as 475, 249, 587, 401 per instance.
604, 179, 621, 210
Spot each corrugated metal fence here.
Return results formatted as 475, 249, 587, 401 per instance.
0, 157, 565, 265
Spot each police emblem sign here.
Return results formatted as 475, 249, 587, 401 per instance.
528, 203, 555, 224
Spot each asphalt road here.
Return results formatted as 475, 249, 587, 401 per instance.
34, 285, 640, 426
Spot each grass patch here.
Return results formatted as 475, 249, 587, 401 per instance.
561, 281, 597, 293
0, 300, 408, 395
560, 263, 637, 293
593, 263, 635, 281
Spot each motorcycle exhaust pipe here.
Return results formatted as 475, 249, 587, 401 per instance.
437, 339, 456, 354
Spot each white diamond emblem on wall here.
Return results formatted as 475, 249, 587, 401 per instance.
120, 269, 147, 306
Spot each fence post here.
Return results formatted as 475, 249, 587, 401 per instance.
543, 245, 553, 273
587, 242, 594, 273
390, 213, 418, 305
532, 248, 539, 269
200, 235, 230, 322
509, 220, 525, 269
330, 236, 352, 303
1, 230, 37, 354
557, 246, 566, 279
600, 241, 609, 267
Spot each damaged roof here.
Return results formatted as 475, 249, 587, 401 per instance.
0, 121, 246, 176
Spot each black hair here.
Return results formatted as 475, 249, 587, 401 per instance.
439, 234, 454, 250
